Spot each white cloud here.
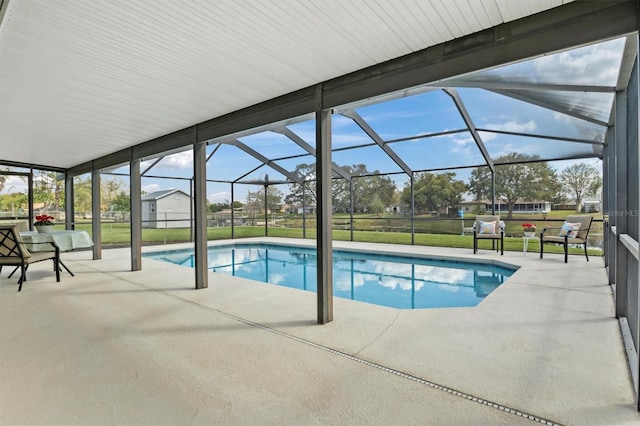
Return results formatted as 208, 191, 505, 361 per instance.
332, 114, 355, 129
142, 183, 161, 194
485, 142, 517, 158
532, 38, 625, 86
209, 191, 230, 203
269, 273, 285, 285
159, 151, 193, 169
446, 134, 477, 157
0, 176, 27, 194
335, 270, 365, 291
413, 265, 470, 286
478, 131, 497, 143
361, 109, 424, 123
484, 120, 537, 133
332, 132, 372, 147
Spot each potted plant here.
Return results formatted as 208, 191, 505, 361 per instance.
522, 222, 536, 237
34, 214, 55, 233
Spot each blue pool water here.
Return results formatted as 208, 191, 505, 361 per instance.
144, 244, 516, 309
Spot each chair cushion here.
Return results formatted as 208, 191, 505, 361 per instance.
559, 222, 581, 238
476, 233, 501, 240
542, 235, 586, 244
479, 220, 496, 234
0, 257, 23, 265
26, 251, 57, 263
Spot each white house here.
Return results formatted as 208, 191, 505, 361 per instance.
141, 189, 192, 228
384, 204, 404, 214
284, 203, 317, 215
461, 199, 552, 214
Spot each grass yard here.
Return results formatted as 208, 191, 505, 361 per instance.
64, 215, 602, 257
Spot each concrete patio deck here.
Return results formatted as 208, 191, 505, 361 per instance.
1, 238, 638, 425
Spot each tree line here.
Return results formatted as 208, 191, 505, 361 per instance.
283, 154, 602, 219
0, 153, 602, 220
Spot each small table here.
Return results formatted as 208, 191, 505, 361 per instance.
522, 235, 539, 256
21, 230, 94, 276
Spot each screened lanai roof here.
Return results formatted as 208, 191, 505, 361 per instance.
115, 34, 630, 191
0, 0, 637, 180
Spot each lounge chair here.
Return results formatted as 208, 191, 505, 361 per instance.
0, 224, 60, 291
540, 215, 593, 263
473, 215, 504, 255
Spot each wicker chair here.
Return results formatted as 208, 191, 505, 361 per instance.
0, 224, 60, 291
540, 215, 593, 263
473, 215, 504, 255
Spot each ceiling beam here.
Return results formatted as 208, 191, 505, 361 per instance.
234, 164, 263, 184
205, 143, 222, 165
140, 157, 163, 176
444, 88, 494, 172
609, 34, 639, 126
272, 127, 352, 181
491, 89, 609, 127
338, 109, 413, 176
226, 139, 303, 184
432, 81, 615, 93
475, 128, 604, 146
0, 159, 65, 173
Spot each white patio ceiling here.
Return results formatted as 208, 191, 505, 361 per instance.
0, 0, 574, 170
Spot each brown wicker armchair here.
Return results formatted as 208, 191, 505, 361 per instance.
540, 215, 593, 263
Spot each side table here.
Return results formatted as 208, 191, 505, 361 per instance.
523, 236, 539, 256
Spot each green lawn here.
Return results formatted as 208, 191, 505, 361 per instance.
282, 210, 603, 238
65, 216, 601, 257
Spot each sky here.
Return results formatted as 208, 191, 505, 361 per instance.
0, 37, 623, 206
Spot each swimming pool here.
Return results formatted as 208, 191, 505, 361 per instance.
144, 243, 516, 309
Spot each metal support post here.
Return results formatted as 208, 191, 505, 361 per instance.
615, 90, 628, 318
65, 175, 74, 230
491, 171, 496, 215
231, 183, 235, 239
410, 174, 415, 245
302, 184, 307, 239
264, 185, 268, 236
316, 104, 333, 324
193, 137, 208, 289
130, 158, 142, 271
189, 179, 194, 243
349, 179, 354, 241
91, 169, 102, 260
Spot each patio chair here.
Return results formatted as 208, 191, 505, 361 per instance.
461, 220, 474, 236
0, 224, 60, 291
473, 215, 504, 255
540, 215, 593, 263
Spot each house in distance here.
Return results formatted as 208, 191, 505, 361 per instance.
141, 189, 192, 228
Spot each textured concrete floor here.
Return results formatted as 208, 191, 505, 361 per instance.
0, 238, 638, 425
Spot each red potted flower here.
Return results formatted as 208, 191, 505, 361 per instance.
34, 214, 55, 233
522, 223, 536, 237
